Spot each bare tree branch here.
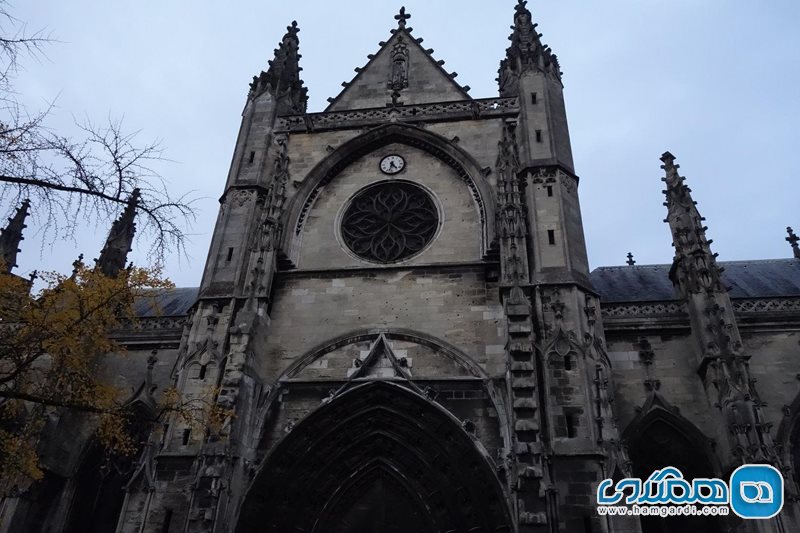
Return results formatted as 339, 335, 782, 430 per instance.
0, 2, 195, 265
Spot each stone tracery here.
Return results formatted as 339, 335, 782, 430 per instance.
341, 181, 438, 263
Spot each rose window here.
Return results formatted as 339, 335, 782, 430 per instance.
341, 182, 438, 263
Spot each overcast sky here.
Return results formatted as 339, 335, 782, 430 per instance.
8, 1, 800, 287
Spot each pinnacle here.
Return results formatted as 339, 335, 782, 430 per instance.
0, 199, 31, 273
660, 151, 682, 185
499, 0, 562, 94
786, 226, 800, 258
249, 19, 308, 113
287, 20, 299, 38
96, 189, 140, 277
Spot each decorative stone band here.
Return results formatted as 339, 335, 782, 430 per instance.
601, 301, 687, 319
275, 96, 519, 133
601, 297, 800, 320
116, 316, 188, 332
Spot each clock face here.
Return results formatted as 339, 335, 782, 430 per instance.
380, 154, 405, 175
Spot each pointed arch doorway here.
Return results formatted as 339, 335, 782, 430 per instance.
235, 381, 513, 533
624, 394, 723, 533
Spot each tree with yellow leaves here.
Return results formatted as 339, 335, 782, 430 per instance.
0, 0, 210, 492
0, 260, 229, 491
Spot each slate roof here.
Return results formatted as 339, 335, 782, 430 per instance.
134, 287, 199, 317
590, 259, 800, 303
130, 260, 800, 316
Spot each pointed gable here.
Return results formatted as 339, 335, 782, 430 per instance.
326, 8, 470, 111
347, 334, 412, 380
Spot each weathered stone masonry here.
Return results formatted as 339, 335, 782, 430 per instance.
4, 3, 800, 533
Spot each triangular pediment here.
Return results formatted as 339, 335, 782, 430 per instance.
326, 27, 471, 111
347, 334, 412, 380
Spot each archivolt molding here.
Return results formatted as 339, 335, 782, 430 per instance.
243, 329, 513, 474
280, 123, 497, 265
280, 328, 490, 382
235, 381, 513, 533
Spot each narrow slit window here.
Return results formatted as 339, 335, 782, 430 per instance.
182, 428, 191, 445
199, 364, 207, 380
248, 151, 255, 164
547, 185, 553, 197
547, 229, 556, 245
566, 414, 578, 438
162, 509, 173, 533
226, 247, 234, 261
531, 92, 538, 105
564, 355, 573, 371
535, 129, 543, 143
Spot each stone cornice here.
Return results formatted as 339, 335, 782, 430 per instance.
275, 96, 519, 133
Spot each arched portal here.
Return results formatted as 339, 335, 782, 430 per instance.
624, 395, 722, 533
236, 381, 512, 533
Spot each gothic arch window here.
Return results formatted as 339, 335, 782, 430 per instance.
625, 404, 722, 533
340, 181, 439, 263
63, 403, 153, 533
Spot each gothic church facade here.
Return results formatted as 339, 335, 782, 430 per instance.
3, 3, 800, 533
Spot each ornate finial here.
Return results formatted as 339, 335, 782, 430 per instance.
71, 253, 85, 277
286, 20, 299, 40
787, 227, 800, 259
395, 6, 411, 28
96, 189, 139, 277
626, 252, 636, 266
0, 199, 30, 273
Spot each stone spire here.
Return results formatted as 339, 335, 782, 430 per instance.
0, 199, 30, 273
661, 151, 725, 295
787, 226, 800, 259
661, 152, 781, 466
498, 0, 562, 96
248, 21, 308, 115
96, 189, 139, 277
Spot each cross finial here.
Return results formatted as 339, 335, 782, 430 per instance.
626, 252, 636, 266
787, 227, 800, 259
395, 6, 411, 28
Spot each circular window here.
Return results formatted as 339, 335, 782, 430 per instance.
341, 182, 439, 263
